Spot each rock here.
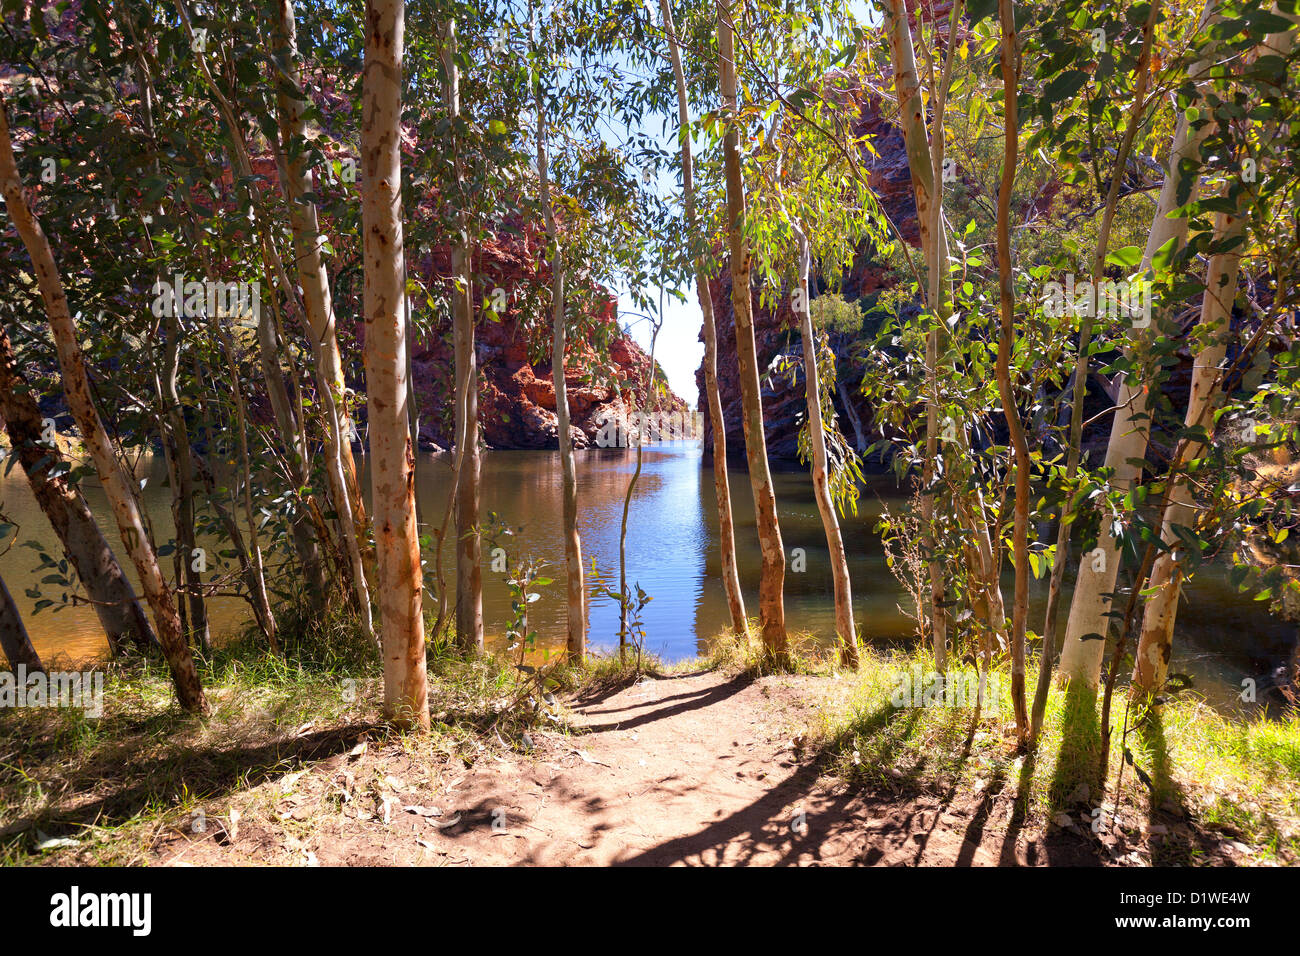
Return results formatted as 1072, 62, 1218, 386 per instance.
395, 230, 687, 451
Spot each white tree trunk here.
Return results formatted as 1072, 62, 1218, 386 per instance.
795, 228, 859, 667
269, 0, 375, 641
1130, 17, 1297, 694
1032, 0, 1162, 740
362, 0, 428, 729
660, 0, 749, 639
1058, 0, 1218, 688
442, 19, 484, 653
882, 0, 1008, 669
534, 75, 587, 662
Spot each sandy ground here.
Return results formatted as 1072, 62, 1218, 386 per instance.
149, 669, 1233, 867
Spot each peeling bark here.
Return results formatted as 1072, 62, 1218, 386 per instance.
362, 0, 429, 729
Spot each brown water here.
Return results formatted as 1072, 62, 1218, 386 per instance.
1, 443, 1293, 711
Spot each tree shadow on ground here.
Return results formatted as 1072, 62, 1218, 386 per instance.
568, 667, 714, 708
602, 700, 928, 866
1132, 707, 1233, 865
1048, 680, 1104, 813
0, 721, 381, 852
573, 672, 754, 734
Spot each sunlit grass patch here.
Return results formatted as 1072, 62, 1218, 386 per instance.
808, 644, 1300, 862
0, 605, 621, 865
704, 623, 836, 677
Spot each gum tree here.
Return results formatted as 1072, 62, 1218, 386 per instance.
532, 1, 587, 662
0, 569, 42, 674
440, 18, 485, 654
362, 0, 429, 728
264, 0, 376, 639
0, 319, 158, 656
655, 0, 749, 640
1023, 0, 1165, 741
1131, 10, 1298, 695
995, 0, 1030, 741
0, 93, 208, 714
717, 0, 788, 662
1057, 0, 1221, 689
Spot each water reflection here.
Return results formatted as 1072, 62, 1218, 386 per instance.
1, 443, 1292, 712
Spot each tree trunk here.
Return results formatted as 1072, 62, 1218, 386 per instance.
882, 0, 948, 670
883, 0, 1009, 671
717, 0, 787, 662
267, 0, 375, 640
158, 310, 210, 651
0, 94, 206, 713
0, 322, 157, 656
191, 447, 278, 645
1128, 213, 1237, 695
996, 0, 1029, 742
217, 324, 278, 652
837, 380, 868, 453
1032, 0, 1162, 740
1130, 18, 1296, 695
1057, 0, 1217, 689
795, 228, 859, 668
660, 0, 748, 639
255, 257, 329, 610
534, 25, 587, 663
442, 19, 484, 654
362, 0, 428, 729
0, 570, 42, 673
125, 20, 210, 653
619, 317, 661, 661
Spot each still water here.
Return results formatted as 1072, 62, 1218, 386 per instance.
2, 442, 1293, 710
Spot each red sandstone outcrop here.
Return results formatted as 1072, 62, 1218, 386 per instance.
403, 233, 685, 452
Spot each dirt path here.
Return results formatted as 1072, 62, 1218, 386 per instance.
152, 669, 1123, 867
415, 669, 1092, 866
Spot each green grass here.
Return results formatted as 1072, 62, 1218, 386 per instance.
806, 645, 1300, 863
702, 624, 837, 677
0, 605, 650, 865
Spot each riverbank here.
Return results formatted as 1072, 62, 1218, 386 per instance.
6, 444, 1294, 715
2, 629, 1296, 866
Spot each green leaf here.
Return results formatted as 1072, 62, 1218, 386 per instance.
1043, 70, 1088, 104
1106, 246, 1142, 269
